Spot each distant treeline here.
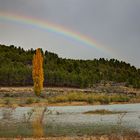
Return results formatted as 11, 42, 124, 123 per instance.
0, 44, 140, 88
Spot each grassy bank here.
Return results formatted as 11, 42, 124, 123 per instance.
0, 92, 136, 107
47, 92, 131, 104
0, 87, 140, 107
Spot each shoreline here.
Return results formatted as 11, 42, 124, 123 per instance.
0, 101, 140, 108
0, 86, 139, 108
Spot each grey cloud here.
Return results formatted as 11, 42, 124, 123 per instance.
0, 0, 140, 67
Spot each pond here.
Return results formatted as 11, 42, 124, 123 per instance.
0, 103, 140, 137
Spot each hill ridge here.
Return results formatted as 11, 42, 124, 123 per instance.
0, 44, 140, 88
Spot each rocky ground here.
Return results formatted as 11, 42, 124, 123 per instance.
0, 85, 140, 97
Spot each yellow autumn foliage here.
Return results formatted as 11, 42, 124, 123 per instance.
32, 48, 44, 96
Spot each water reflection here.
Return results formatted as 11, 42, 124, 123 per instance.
0, 103, 139, 137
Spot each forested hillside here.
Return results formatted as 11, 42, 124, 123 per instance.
0, 44, 140, 88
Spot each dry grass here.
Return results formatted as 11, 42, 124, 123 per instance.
83, 109, 127, 115
0, 86, 140, 95
0, 87, 140, 107
48, 92, 131, 104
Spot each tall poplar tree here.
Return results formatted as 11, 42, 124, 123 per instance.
32, 48, 44, 96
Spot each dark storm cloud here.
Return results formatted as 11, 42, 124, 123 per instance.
0, 0, 140, 67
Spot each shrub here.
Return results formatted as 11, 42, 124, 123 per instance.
4, 93, 10, 97
100, 97, 110, 104
26, 98, 34, 104
52, 96, 68, 103
87, 96, 94, 104
110, 95, 130, 102
4, 98, 10, 105
35, 98, 40, 103
67, 92, 79, 102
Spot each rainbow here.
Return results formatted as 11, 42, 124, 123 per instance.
0, 11, 114, 56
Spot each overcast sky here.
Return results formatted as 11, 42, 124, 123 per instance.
0, 0, 140, 67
